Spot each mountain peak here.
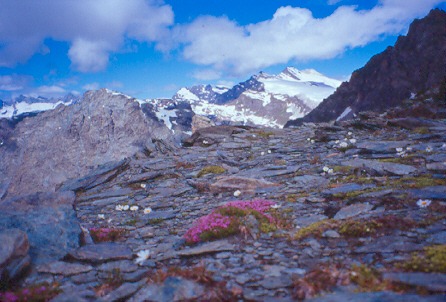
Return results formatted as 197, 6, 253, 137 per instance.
285, 9, 446, 127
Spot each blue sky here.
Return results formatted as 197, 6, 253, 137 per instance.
0, 0, 445, 101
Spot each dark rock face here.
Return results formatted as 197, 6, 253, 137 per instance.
285, 9, 446, 127
0, 229, 31, 287
0, 89, 173, 197
0, 191, 81, 265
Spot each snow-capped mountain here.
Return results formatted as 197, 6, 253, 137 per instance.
162, 67, 341, 128
0, 94, 81, 120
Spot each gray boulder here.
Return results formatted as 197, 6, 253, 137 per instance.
0, 229, 31, 285
0, 191, 81, 265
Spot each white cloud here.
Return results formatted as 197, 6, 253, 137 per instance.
0, 75, 30, 91
82, 82, 101, 91
192, 69, 222, 81
171, 0, 443, 76
29, 85, 67, 98
0, 0, 173, 72
327, 0, 342, 5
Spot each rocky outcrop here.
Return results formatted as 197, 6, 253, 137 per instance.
0, 191, 81, 265
0, 89, 173, 198
0, 229, 31, 287
285, 9, 446, 127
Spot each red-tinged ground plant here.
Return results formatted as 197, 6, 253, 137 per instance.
89, 227, 126, 243
147, 266, 239, 301
292, 265, 350, 300
184, 199, 279, 244
0, 282, 61, 302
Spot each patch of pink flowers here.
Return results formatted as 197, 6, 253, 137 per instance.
184, 212, 233, 243
89, 227, 124, 243
184, 199, 277, 244
0, 284, 59, 302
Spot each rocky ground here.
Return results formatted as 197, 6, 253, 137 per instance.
1, 101, 446, 301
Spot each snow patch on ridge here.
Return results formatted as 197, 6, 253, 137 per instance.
336, 106, 352, 121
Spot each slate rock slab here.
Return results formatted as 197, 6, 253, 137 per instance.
0, 229, 31, 282
355, 236, 424, 254
323, 183, 375, 196
68, 243, 133, 264
383, 272, 446, 292
355, 141, 412, 153
293, 175, 329, 189
177, 240, 235, 257
408, 186, 446, 200
36, 261, 93, 276
0, 191, 81, 265
307, 291, 445, 302
342, 159, 417, 175
128, 276, 205, 302
294, 214, 328, 228
210, 176, 279, 193
334, 203, 373, 220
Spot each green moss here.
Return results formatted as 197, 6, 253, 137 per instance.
399, 245, 446, 273
147, 218, 164, 225
254, 130, 275, 138
259, 222, 278, 233
332, 187, 381, 199
339, 220, 381, 237
413, 127, 430, 134
286, 194, 298, 202
386, 175, 446, 190
196, 165, 226, 178
332, 166, 352, 174
294, 219, 337, 241
350, 265, 388, 292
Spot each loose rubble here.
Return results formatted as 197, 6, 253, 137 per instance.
1, 105, 446, 301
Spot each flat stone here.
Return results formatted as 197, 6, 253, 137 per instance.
210, 176, 279, 193
128, 276, 205, 302
323, 183, 376, 196
355, 140, 412, 153
37, 261, 93, 276
258, 275, 293, 289
408, 186, 446, 199
177, 240, 235, 257
342, 159, 417, 175
322, 230, 341, 238
334, 203, 373, 220
97, 260, 138, 273
103, 281, 145, 302
426, 162, 446, 171
145, 210, 177, 221
307, 291, 445, 302
77, 188, 134, 202
68, 243, 133, 263
427, 231, 446, 244
355, 236, 424, 254
293, 175, 329, 189
383, 272, 446, 292
58, 159, 129, 192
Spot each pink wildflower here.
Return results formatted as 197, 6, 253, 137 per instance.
184, 212, 233, 243
2, 292, 19, 302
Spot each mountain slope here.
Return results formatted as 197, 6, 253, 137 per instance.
285, 9, 446, 127
0, 89, 173, 197
164, 67, 341, 128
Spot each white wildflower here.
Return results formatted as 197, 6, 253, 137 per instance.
406, 147, 413, 151
98, 214, 105, 219
115, 205, 124, 211
328, 168, 334, 174
270, 204, 281, 209
143, 207, 152, 215
203, 140, 209, 145
349, 138, 357, 144
130, 205, 139, 211
396, 147, 403, 152
310, 139, 315, 144
441, 143, 446, 149
140, 183, 147, 189
135, 249, 151, 265
261, 151, 265, 156
348, 131, 353, 136
339, 142, 348, 148
123, 205, 130, 211
323, 166, 330, 172
335, 140, 340, 144
307, 138, 311, 141
426, 146, 433, 152
233, 190, 242, 197
416, 199, 432, 208
268, 150, 272, 154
